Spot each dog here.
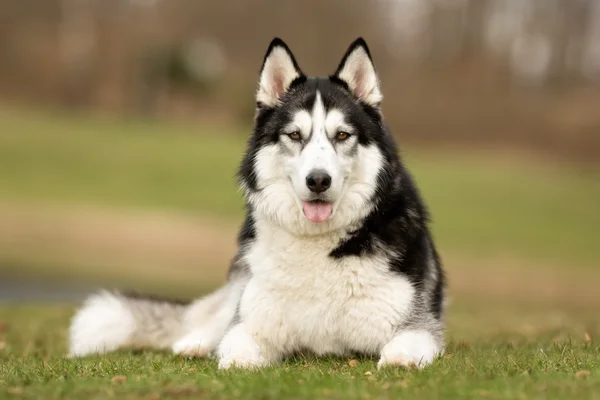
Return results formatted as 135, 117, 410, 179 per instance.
69, 38, 446, 369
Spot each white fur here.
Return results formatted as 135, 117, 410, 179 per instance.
248, 92, 383, 237
377, 330, 441, 369
171, 285, 238, 357
285, 110, 312, 139
324, 109, 352, 135
171, 329, 216, 357
257, 46, 300, 107
216, 217, 417, 369
337, 46, 382, 106
69, 286, 240, 359
218, 323, 272, 369
69, 291, 136, 357
248, 144, 382, 236
288, 93, 350, 204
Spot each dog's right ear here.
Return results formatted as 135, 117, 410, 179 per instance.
256, 38, 304, 107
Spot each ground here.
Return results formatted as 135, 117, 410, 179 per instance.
1, 303, 599, 399
0, 108, 599, 399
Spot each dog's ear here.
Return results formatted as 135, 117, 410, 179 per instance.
334, 38, 382, 107
256, 38, 304, 107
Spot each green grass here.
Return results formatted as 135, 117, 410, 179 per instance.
1, 304, 599, 399
0, 110, 244, 215
0, 108, 598, 267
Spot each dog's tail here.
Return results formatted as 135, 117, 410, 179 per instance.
68, 290, 191, 357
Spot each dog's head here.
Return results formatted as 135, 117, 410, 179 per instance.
240, 38, 393, 236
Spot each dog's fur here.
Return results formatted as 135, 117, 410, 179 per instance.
69, 38, 446, 369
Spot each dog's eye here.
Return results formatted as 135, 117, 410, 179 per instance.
287, 131, 302, 141
336, 131, 351, 141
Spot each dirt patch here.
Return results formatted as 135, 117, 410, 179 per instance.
1, 203, 598, 305
0, 203, 237, 286
444, 255, 600, 308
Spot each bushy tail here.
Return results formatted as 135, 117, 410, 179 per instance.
68, 290, 188, 357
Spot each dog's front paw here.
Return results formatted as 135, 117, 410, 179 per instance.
217, 323, 271, 370
377, 330, 441, 369
218, 352, 268, 370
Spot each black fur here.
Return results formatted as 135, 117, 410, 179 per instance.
430, 247, 446, 319
334, 37, 374, 76
237, 212, 256, 245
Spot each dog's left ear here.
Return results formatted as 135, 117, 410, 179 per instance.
334, 38, 382, 107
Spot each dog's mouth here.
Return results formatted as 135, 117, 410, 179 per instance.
302, 200, 333, 223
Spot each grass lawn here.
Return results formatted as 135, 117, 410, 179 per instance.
1, 302, 599, 399
1, 107, 599, 399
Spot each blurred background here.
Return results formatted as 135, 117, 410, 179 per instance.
0, 0, 599, 338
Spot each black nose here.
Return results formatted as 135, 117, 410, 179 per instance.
306, 171, 332, 193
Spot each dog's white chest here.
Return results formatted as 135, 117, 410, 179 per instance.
240, 225, 415, 355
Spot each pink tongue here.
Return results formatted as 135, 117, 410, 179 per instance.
302, 201, 333, 223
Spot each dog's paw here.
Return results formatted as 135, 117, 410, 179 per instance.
172, 331, 214, 358
377, 353, 419, 369
377, 330, 441, 369
218, 352, 268, 370
217, 342, 268, 370
217, 324, 271, 370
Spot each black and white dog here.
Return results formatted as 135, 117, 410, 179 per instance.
69, 38, 446, 369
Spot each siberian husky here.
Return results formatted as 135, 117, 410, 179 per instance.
69, 38, 446, 369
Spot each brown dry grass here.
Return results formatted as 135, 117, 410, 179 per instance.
1, 203, 598, 308
0, 204, 236, 288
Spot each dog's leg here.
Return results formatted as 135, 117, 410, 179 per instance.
171, 326, 221, 358
216, 323, 280, 369
171, 305, 235, 358
170, 284, 238, 358
377, 329, 442, 369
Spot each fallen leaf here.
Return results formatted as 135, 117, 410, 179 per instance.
456, 341, 471, 350
111, 375, 127, 383
443, 354, 453, 359
348, 359, 358, 367
406, 361, 418, 370
576, 370, 591, 378
585, 332, 592, 343
364, 371, 373, 376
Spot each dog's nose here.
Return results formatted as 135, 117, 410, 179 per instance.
306, 170, 332, 193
